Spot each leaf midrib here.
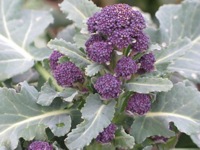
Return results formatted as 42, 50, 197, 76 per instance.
0, 109, 69, 136
146, 112, 199, 124
68, 105, 106, 148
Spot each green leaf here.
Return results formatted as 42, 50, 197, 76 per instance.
37, 81, 78, 106
65, 94, 116, 150
152, 0, 200, 82
57, 24, 76, 43
191, 133, 200, 148
74, 32, 89, 48
85, 63, 104, 77
130, 82, 200, 143
48, 39, 92, 68
113, 128, 135, 149
86, 142, 115, 150
59, 0, 100, 29
124, 77, 173, 93
0, 82, 71, 149
59, 88, 79, 102
0, 0, 53, 81
154, 38, 191, 65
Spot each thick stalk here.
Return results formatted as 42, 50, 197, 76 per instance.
34, 62, 63, 92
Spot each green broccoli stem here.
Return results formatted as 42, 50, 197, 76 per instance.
34, 62, 63, 92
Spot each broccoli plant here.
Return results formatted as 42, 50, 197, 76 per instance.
0, 0, 200, 149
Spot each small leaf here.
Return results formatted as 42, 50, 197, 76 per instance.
0, 0, 53, 80
85, 63, 104, 77
37, 81, 58, 106
125, 77, 173, 93
59, 0, 100, 29
65, 94, 116, 150
37, 81, 79, 106
48, 39, 92, 68
130, 82, 200, 143
113, 128, 135, 149
57, 24, 76, 43
0, 82, 71, 149
59, 88, 79, 102
74, 32, 89, 48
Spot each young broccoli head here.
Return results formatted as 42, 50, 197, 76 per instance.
94, 74, 121, 100
28, 141, 53, 150
49, 50, 64, 71
138, 53, 156, 73
86, 41, 113, 63
115, 56, 138, 78
53, 62, 84, 87
126, 93, 151, 115
87, 4, 146, 36
96, 124, 117, 143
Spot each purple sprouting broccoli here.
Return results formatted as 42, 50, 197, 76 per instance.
53, 62, 84, 87
138, 53, 156, 73
86, 41, 113, 63
150, 135, 168, 143
28, 141, 53, 150
85, 34, 105, 48
115, 57, 138, 78
87, 4, 146, 36
108, 28, 134, 50
131, 32, 149, 52
96, 124, 117, 143
49, 50, 64, 71
94, 74, 121, 100
126, 93, 151, 115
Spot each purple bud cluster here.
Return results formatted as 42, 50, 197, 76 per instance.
138, 53, 156, 73
150, 135, 168, 143
96, 124, 117, 143
54, 62, 84, 87
49, 51, 84, 87
86, 3, 149, 58
28, 141, 53, 150
94, 74, 121, 99
126, 93, 151, 115
49, 50, 64, 70
115, 57, 138, 78
86, 41, 113, 63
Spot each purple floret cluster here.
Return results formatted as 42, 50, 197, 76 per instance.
94, 74, 121, 99
49, 50, 64, 71
28, 141, 53, 150
86, 3, 149, 56
86, 41, 113, 63
126, 93, 151, 115
138, 53, 156, 73
150, 135, 168, 143
54, 62, 84, 87
49, 51, 84, 87
96, 124, 117, 143
115, 57, 138, 78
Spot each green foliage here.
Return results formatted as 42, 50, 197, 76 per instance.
48, 39, 92, 68
65, 94, 116, 150
0, 0, 53, 81
37, 81, 78, 106
0, 82, 71, 149
59, 0, 100, 29
125, 77, 173, 93
131, 82, 200, 143
85, 63, 104, 77
113, 128, 135, 149
151, 0, 200, 82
